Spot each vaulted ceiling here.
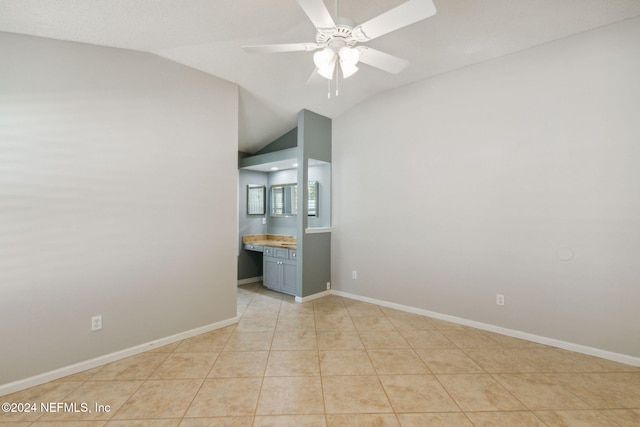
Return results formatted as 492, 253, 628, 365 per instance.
2, 0, 639, 153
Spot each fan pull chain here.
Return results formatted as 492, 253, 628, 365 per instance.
336, 70, 340, 97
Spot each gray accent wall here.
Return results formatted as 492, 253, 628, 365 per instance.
238, 169, 268, 280
297, 110, 332, 297
0, 32, 238, 385
332, 17, 640, 358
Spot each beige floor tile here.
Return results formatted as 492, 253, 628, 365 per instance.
235, 315, 278, 332
440, 330, 501, 348
314, 313, 356, 330
253, 414, 325, 426
399, 330, 455, 348
535, 409, 620, 426
32, 422, 110, 427
208, 351, 268, 378
379, 306, 412, 317
553, 372, 640, 408
316, 330, 364, 350
276, 316, 316, 332
265, 351, 320, 376
511, 348, 581, 372
359, 331, 410, 349
368, 349, 430, 375
352, 316, 396, 331
465, 411, 546, 426
113, 379, 203, 419
223, 332, 273, 352
9, 286, 640, 426
319, 350, 376, 376
1, 423, 34, 427
600, 409, 640, 426
37, 380, 142, 421
279, 300, 315, 314
379, 375, 459, 412
387, 316, 436, 331
91, 353, 169, 380
243, 305, 281, 317
1, 381, 85, 422
396, 413, 473, 426
147, 342, 182, 353
107, 420, 180, 426
463, 348, 537, 373
256, 377, 324, 415
322, 376, 392, 414
346, 304, 385, 317
174, 329, 233, 352
151, 352, 218, 379
415, 349, 484, 374
481, 332, 546, 349
553, 349, 640, 372
326, 414, 399, 426
437, 374, 526, 411
185, 378, 261, 417
178, 417, 252, 427
271, 331, 318, 350
427, 318, 469, 330
493, 373, 591, 410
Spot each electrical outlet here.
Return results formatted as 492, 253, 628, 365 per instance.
352, 271, 358, 280
262, 217, 266, 225
91, 315, 102, 331
326, 282, 331, 290
496, 294, 505, 306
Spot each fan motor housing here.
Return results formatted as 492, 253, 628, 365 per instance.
316, 22, 358, 48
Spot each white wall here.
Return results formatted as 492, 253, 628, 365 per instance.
0, 32, 238, 385
332, 17, 640, 358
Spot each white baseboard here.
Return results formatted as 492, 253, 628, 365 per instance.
238, 277, 262, 286
295, 290, 332, 304
0, 316, 238, 397
332, 290, 640, 367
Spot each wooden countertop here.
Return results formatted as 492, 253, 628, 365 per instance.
243, 234, 297, 249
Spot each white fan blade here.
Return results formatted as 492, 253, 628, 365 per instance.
353, 0, 436, 41
297, 0, 336, 29
357, 47, 409, 74
243, 43, 318, 53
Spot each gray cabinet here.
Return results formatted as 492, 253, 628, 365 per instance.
263, 247, 297, 296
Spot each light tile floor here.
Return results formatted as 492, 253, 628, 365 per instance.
2, 283, 639, 426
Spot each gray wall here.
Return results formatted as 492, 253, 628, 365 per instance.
267, 168, 298, 236
332, 18, 640, 358
0, 32, 239, 385
308, 162, 331, 229
238, 169, 268, 280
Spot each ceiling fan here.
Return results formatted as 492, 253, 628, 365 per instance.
242, 0, 437, 81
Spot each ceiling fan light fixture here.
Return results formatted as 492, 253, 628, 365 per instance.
314, 48, 337, 79
338, 46, 360, 78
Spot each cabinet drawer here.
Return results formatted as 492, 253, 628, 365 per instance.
244, 244, 263, 252
289, 249, 297, 260
265, 246, 289, 259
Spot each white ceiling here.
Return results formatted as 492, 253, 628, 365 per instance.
1, 0, 639, 153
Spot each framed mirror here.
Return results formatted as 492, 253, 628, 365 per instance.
270, 182, 318, 217
246, 185, 265, 215
271, 183, 297, 216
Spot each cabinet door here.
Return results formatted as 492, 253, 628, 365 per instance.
263, 257, 281, 291
281, 260, 297, 295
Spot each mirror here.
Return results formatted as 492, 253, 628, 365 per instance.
270, 182, 318, 217
246, 185, 265, 215
271, 183, 297, 216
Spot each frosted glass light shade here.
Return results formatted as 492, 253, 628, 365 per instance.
314, 48, 337, 80
338, 47, 360, 78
